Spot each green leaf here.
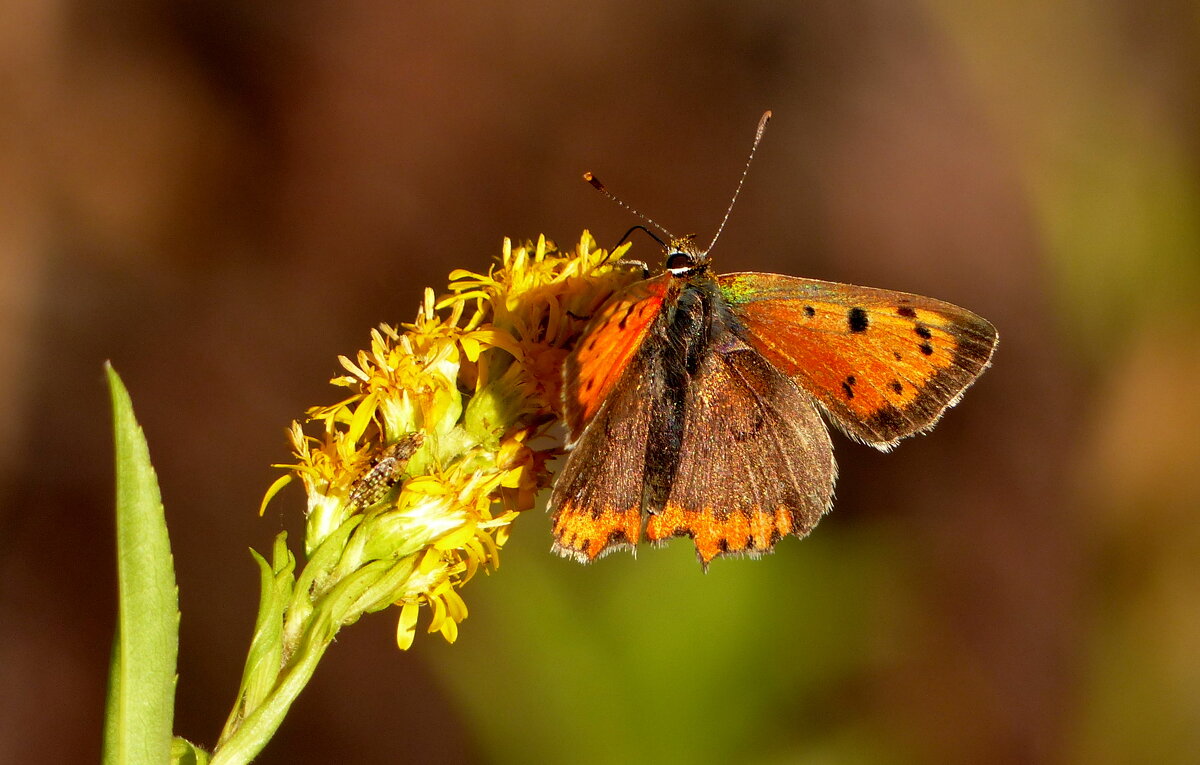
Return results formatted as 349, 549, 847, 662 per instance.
218, 534, 295, 745
102, 363, 181, 765
171, 737, 211, 765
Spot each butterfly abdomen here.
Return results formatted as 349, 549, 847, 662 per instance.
641, 280, 714, 514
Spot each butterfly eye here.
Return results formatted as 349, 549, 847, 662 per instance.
666, 251, 697, 271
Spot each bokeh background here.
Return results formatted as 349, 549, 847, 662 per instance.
3, 1, 1198, 763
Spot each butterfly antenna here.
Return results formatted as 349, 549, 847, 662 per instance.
706, 109, 772, 254
616, 224, 667, 249
583, 171, 675, 242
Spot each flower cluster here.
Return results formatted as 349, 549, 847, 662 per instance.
265, 233, 639, 648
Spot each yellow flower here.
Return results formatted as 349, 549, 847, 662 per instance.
264, 233, 640, 649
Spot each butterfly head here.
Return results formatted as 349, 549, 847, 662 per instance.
588, 111, 772, 284
664, 236, 709, 276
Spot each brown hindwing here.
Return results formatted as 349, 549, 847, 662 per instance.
645, 335, 836, 566
551, 348, 660, 562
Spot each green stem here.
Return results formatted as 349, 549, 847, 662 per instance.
209, 555, 418, 764
208, 620, 332, 765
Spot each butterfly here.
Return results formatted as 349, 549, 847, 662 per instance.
550, 112, 998, 567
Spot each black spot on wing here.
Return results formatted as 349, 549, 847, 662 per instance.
848, 307, 869, 333
617, 304, 635, 330
865, 404, 911, 439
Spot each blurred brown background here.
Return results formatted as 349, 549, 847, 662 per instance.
2, 1, 1198, 763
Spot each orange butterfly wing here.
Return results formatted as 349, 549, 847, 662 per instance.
562, 273, 673, 439
718, 272, 998, 448
552, 273, 676, 561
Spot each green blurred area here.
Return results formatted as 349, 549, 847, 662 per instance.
439, 524, 891, 765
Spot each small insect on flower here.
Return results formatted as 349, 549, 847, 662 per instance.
272, 233, 641, 649
348, 433, 425, 510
